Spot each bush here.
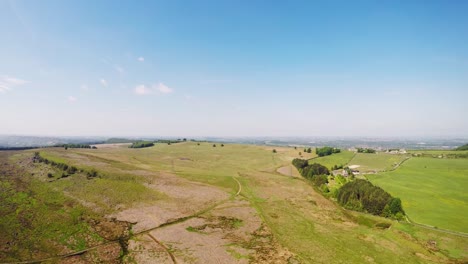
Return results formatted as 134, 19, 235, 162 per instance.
129, 141, 154, 148
86, 169, 98, 179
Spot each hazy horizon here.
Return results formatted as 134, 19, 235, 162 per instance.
1, 0, 467, 137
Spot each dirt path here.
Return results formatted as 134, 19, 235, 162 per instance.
147, 233, 177, 264
0, 175, 244, 264
404, 215, 468, 238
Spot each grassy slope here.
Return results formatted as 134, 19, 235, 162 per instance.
36, 149, 165, 213
27, 143, 468, 262
308, 150, 355, 170
367, 157, 468, 233
0, 152, 104, 262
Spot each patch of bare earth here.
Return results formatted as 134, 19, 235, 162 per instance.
91, 143, 132, 149
110, 171, 230, 233
133, 197, 296, 263
276, 165, 301, 177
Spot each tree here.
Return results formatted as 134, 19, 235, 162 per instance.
221, 144, 225, 147
272, 149, 277, 153
197, 143, 200, 146
64, 146, 68, 150
307, 147, 312, 153
213, 144, 216, 147
183, 138, 187, 141
456, 143, 468, 151
337, 179, 404, 218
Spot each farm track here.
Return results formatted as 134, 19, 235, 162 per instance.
0, 174, 243, 264
404, 215, 468, 238
388, 156, 411, 171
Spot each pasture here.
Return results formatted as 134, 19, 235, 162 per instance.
348, 152, 409, 172
308, 150, 355, 170
367, 157, 468, 233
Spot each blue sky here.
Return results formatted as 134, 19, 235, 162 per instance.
1, 0, 467, 137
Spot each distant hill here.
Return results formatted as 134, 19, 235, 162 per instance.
455, 144, 468, 151
0, 135, 105, 148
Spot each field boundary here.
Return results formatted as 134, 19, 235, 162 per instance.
404, 215, 468, 238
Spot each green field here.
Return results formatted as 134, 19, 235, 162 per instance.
308, 150, 355, 170
348, 153, 409, 172
1, 143, 467, 263
407, 149, 468, 155
367, 157, 468, 233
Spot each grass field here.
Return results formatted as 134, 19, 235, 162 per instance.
348, 153, 409, 172
407, 150, 468, 155
308, 150, 355, 170
1, 143, 467, 263
367, 157, 468, 233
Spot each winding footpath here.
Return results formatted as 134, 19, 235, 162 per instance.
1, 175, 243, 264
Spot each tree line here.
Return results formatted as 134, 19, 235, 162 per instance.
337, 179, 404, 219
292, 157, 405, 219
357, 148, 376, 153
129, 141, 155, 148
292, 158, 330, 189
455, 143, 468, 151
316, 146, 341, 157
55, 144, 96, 149
33, 152, 99, 179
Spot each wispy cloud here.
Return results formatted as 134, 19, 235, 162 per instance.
133, 82, 174, 95
100, 79, 108, 87
80, 84, 89, 91
134, 84, 152, 95
0, 75, 28, 93
67, 96, 77, 102
114, 65, 125, 74
138, 57, 145, 62
157, 83, 173, 94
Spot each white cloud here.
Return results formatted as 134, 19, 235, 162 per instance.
0, 75, 28, 93
133, 82, 174, 96
157, 82, 173, 94
80, 84, 89, 91
68, 96, 77, 102
134, 84, 152, 95
138, 57, 144, 62
100, 79, 108, 87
